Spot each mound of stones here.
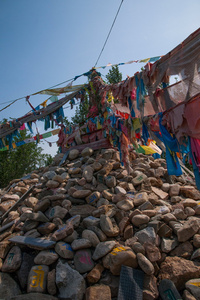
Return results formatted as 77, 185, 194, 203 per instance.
0, 147, 200, 299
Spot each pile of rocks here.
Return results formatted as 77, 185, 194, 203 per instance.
0, 147, 200, 300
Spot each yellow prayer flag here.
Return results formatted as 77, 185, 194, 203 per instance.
40, 99, 48, 108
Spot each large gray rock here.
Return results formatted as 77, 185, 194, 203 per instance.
0, 272, 21, 298
34, 250, 59, 265
74, 249, 95, 273
92, 241, 116, 260
17, 252, 35, 290
56, 259, 86, 300
135, 227, 156, 245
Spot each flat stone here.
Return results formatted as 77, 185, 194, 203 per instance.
173, 208, 187, 220
157, 223, 173, 238
101, 190, 113, 201
135, 227, 156, 245
85, 285, 111, 300
152, 186, 168, 200
23, 220, 39, 232
55, 241, 74, 259
114, 186, 126, 194
169, 184, 180, 197
116, 199, 134, 211
105, 176, 116, 188
162, 213, 177, 223
27, 265, 49, 293
144, 242, 161, 262
86, 264, 104, 284
177, 219, 200, 242
183, 198, 198, 208
191, 248, 200, 261
24, 197, 38, 209
88, 226, 107, 242
143, 275, 159, 300
9, 236, 56, 250
83, 216, 100, 228
72, 189, 92, 199
49, 206, 68, 220
103, 246, 138, 275
185, 207, 196, 216
81, 147, 93, 157
131, 214, 150, 226
67, 215, 81, 228
100, 215, 119, 237
170, 241, 193, 258
137, 252, 154, 275
34, 250, 58, 265
37, 222, 56, 235
56, 259, 85, 300
82, 229, 100, 247
2, 246, 22, 272
47, 269, 57, 296
71, 238, 92, 250
185, 278, 200, 300
132, 173, 147, 185
86, 191, 101, 205
83, 166, 94, 182
162, 183, 170, 192
43, 171, 56, 180
68, 149, 79, 160
183, 289, 197, 300
46, 180, 60, 189
193, 234, 200, 248
28, 212, 49, 223
180, 186, 200, 200
161, 237, 179, 253
52, 174, 64, 183
74, 249, 95, 273
92, 241, 116, 260
34, 199, 50, 213
0, 200, 16, 213
1, 194, 20, 202
133, 192, 148, 206
130, 241, 145, 255
51, 222, 74, 241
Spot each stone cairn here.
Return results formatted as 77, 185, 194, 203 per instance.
0, 147, 200, 300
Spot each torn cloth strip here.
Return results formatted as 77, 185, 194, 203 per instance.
189, 136, 200, 190
159, 113, 182, 176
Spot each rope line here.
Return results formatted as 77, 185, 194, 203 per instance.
94, 0, 124, 67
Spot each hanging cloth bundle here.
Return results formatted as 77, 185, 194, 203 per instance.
159, 113, 182, 176
189, 136, 200, 190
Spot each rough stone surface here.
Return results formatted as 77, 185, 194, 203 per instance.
92, 241, 116, 260
0, 272, 21, 298
74, 249, 95, 273
56, 259, 86, 300
85, 285, 111, 300
2, 245, 22, 272
1, 146, 200, 299
158, 256, 200, 290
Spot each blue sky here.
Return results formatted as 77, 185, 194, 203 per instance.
0, 0, 200, 156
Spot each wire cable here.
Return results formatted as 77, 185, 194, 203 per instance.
94, 0, 124, 68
